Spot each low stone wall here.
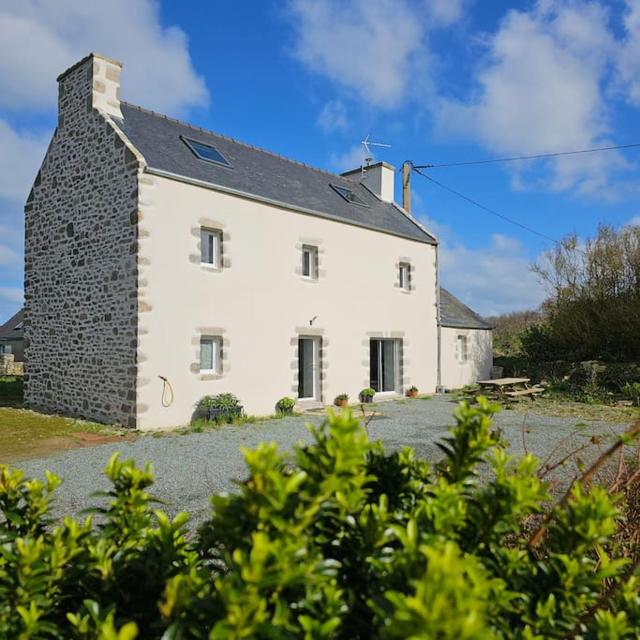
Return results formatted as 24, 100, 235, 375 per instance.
0, 354, 24, 376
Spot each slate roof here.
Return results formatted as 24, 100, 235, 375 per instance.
0, 308, 24, 341
116, 103, 435, 245
439, 288, 492, 330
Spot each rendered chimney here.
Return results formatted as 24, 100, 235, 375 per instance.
341, 161, 395, 203
56, 53, 123, 126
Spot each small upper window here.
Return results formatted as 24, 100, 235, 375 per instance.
13, 322, 23, 330
455, 335, 468, 363
182, 137, 230, 167
399, 263, 411, 291
302, 245, 318, 279
201, 228, 222, 268
330, 184, 368, 206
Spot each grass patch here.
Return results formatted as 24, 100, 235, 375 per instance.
170, 412, 301, 436
509, 396, 639, 423
0, 407, 131, 463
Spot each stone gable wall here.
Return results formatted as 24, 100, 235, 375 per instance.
24, 57, 141, 427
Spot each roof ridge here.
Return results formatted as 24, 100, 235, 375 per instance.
120, 101, 360, 183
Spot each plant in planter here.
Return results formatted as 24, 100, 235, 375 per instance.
359, 387, 376, 403
334, 393, 349, 407
406, 385, 419, 398
197, 393, 243, 423
275, 396, 296, 415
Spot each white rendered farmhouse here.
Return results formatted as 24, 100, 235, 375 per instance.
24, 53, 490, 430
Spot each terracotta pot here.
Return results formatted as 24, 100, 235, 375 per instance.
406, 389, 418, 398
335, 398, 349, 407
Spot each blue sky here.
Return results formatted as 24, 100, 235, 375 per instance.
1, 0, 640, 320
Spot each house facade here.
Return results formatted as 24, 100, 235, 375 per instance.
25, 53, 454, 430
439, 288, 493, 390
0, 308, 24, 362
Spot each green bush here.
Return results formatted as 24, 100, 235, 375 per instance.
1, 400, 639, 638
0, 375, 24, 406
359, 387, 376, 400
275, 396, 296, 415
197, 393, 240, 411
622, 382, 640, 407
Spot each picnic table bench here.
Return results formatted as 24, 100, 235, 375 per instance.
477, 377, 545, 401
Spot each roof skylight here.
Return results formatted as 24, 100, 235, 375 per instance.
330, 184, 368, 206
182, 136, 231, 167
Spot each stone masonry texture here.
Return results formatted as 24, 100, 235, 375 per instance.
24, 56, 140, 427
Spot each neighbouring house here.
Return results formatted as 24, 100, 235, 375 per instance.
439, 288, 493, 390
0, 308, 25, 362
24, 53, 490, 430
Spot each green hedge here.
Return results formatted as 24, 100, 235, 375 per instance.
1, 400, 639, 638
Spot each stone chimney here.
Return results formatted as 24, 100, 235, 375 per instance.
340, 161, 395, 203
56, 53, 123, 128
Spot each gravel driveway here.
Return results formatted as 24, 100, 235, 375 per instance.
18, 395, 628, 526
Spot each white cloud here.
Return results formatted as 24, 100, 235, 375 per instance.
329, 144, 367, 172
424, 0, 469, 27
317, 100, 348, 133
0, 287, 22, 304
617, 0, 640, 105
0, 0, 208, 116
0, 120, 49, 202
0, 244, 21, 268
0, 286, 23, 321
436, 1, 624, 195
287, 0, 427, 108
626, 215, 640, 227
439, 234, 546, 315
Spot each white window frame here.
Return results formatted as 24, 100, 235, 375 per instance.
399, 262, 411, 291
200, 228, 222, 268
370, 338, 401, 394
455, 335, 468, 363
297, 336, 321, 401
200, 336, 222, 374
301, 245, 318, 279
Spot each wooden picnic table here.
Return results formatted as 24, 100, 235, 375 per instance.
477, 377, 544, 400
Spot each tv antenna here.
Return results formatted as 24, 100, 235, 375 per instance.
361, 133, 391, 168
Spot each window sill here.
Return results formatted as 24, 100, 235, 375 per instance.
300, 276, 319, 283
200, 263, 223, 272
199, 372, 223, 381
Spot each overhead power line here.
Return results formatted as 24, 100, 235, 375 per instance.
413, 142, 640, 169
411, 165, 559, 245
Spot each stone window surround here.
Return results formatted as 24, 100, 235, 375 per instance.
291, 326, 327, 404
395, 257, 414, 293
200, 227, 223, 269
190, 219, 231, 272
295, 237, 325, 283
200, 335, 222, 374
456, 333, 469, 363
363, 331, 408, 394
191, 328, 228, 380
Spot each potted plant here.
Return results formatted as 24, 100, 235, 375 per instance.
334, 393, 349, 408
276, 396, 296, 415
197, 393, 243, 423
359, 387, 376, 404
406, 385, 419, 398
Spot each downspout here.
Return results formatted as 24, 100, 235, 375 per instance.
402, 160, 443, 393
435, 243, 443, 393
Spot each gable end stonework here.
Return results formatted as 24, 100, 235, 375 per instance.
24, 54, 143, 427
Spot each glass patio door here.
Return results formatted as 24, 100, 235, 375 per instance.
370, 339, 399, 392
298, 337, 319, 400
